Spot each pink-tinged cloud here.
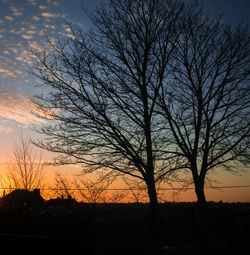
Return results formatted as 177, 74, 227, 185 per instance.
26, 30, 36, 34
0, 93, 46, 127
39, 5, 46, 9
10, 7, 19, 12
10, 6, 24, 16
32, 16, 40, 21
41, 12, 56, 18
0, 69, 16, 78
5, 16, 14, 21
28, 0, 36, 6
21, 34, 33, 40
13, 12, 23, 16
28, 41, 43, 52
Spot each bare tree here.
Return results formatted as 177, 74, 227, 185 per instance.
7, 132, 46, 191
74, 173, 113, 204
51, 171, 75, 199
122, 176, 149, 203
158, 12, 250, 208
101, 190, 127, 204
31, 0, 190, 238
51, 171, 126, 203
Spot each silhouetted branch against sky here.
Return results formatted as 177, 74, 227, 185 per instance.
157, 9, 250, 205
7, 131, 46, 190
31, 0, 249, 211
32, 0, 193, 213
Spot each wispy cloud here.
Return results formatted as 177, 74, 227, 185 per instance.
41, 12, 56, 18
10, 6, 23, 16
28, 0, 36, 6
0, 92, 46, 127
13, 12, 23, 16
32, 16, 40, 21
5, 16, 14, 21
26, 30, 36, 34
0, 0, 69, 104
0, 68, 16, 78
21, 34, 33, 39
39, 5, 46, 9
10, 6, 20, 12
28, 41, 43, 52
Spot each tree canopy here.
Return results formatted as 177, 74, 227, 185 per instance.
32, 0, 249, 208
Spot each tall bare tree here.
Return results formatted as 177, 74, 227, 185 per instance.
158, 12, 250, 207
7, 132, 46, 191
32, 0, 189, 226
32, 2, 195, 250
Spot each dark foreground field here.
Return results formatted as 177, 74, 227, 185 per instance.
0, 201, 249, 255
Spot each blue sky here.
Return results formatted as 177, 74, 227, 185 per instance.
0, 0, 249, 200
0, 0, 249, 134
201, 0, 250, 24
0, 0, 100, 165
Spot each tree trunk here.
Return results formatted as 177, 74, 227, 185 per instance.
194, 177, 209, 255
146, 178, 161, 254
148, 180, 159, 230
195, 181, 207, 209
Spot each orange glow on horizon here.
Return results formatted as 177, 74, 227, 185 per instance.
0, 159, 249, 203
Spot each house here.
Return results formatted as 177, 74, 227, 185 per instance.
0, 189, 44, 211
46, 195, 78, 212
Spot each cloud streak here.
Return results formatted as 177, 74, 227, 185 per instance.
41, 12, 56, 18
0, 92, 46, 128
21, 34, 33, 39
5, 16, 13, 21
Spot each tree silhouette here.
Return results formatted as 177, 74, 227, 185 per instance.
158, 12, 250, 208
31, 0, 190, 250
51, 171, 75, 199
74, 173, 113, 204
7, 132, 46, 191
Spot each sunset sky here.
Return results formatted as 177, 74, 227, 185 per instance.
0, 0, 249, 202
